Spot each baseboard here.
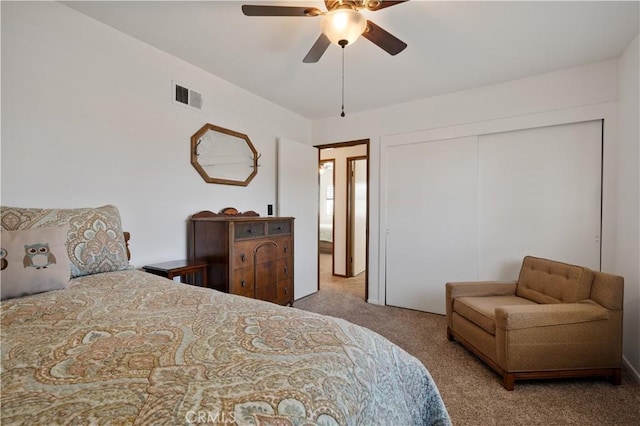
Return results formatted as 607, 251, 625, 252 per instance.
367, 298, 380, 305
622, 356, 640, 383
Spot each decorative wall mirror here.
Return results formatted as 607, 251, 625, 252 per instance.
191, 123, 258, 186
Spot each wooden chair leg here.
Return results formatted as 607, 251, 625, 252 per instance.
503, 374, 515, 391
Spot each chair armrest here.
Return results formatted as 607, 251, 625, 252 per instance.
446, 281, 517, 299
445, 281, 517, 329
495, 300, 608, 331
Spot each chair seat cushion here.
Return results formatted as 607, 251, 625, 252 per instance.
453, 296, 537, 335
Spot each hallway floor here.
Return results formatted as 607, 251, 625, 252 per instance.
318, 253, 365, 299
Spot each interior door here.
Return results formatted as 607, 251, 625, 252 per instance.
277, 138, 319, 299
348, 157, 367, 276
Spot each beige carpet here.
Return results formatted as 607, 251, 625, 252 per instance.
293, 254, 640, 425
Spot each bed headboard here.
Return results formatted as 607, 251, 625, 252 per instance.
124, 231, 131, 261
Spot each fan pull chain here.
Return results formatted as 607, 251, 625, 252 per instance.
340, 40, 347, 117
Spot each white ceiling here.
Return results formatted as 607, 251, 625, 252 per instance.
63, 1, 639, 120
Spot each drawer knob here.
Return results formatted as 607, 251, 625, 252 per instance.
284, 288, 288, 295
241, 253, 246, 262
284, 246, 288, 253
284, 266, 288, 274
241, 279, 246, 288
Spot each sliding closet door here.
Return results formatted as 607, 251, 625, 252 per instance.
477, 120, 602, 280
385, 137, 478, 314
383, 120, 602, 314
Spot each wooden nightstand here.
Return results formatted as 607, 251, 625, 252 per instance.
142, 259, 208, 287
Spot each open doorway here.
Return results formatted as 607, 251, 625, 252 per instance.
319, 160, 335, 259
317, 140, 369, 301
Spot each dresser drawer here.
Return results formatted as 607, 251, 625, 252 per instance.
272, 236, 292, 259
268, 221, 291, 235
234, 222, 265, 240
230, 267, 254, 298
232, 240, 255, 269
276, 279, 292, 305
277, 258, 291, 281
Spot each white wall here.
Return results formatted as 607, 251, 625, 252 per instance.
1, 2, 310, 269
617, 35, 640, 378
312, 55, 640, 377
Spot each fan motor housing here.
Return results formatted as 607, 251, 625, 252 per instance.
326, 1, 372, 12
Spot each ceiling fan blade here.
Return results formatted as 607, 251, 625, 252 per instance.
242, 5, 322, 17
366, 1, 409, 12
303, 33, 331, 63
362, 20, 407, 55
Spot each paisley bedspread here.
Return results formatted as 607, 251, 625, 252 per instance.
1, 270, 450, 425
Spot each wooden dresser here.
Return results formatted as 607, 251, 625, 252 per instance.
188, 209, 294, 306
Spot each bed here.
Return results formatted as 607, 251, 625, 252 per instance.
319, 223, 333, 254
1, 205, 450, 425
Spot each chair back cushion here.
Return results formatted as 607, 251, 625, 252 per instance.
516, 256, 594, 304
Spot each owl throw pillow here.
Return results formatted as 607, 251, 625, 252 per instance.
1, 225, 71, 300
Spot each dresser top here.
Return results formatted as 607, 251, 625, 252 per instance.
191, 216, 294, 222
191, 211, 292, 222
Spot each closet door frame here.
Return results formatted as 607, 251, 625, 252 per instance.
379, 102, 618, 309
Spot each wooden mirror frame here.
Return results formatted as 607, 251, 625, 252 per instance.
191, 123, 258, 186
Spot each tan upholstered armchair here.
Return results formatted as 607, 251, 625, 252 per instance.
446, 256, 624, 390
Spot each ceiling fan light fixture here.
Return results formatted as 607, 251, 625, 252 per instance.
321, 8, 367, 46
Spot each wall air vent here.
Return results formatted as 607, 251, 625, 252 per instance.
172, 80, 202, 111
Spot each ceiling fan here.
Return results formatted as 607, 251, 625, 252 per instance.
242, 0, 408, 63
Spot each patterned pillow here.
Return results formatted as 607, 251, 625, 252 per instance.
1, 205, 131, 277
1, 226, 71, 300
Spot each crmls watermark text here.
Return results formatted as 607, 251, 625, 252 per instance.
185, 411, 236, 424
